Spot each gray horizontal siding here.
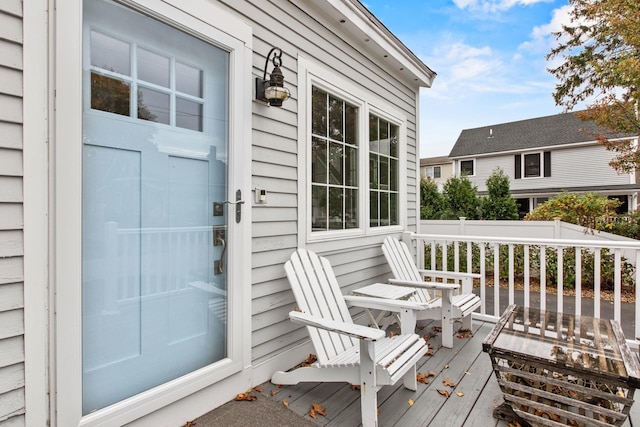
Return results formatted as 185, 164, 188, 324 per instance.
219, 0, 422, 366
0, 2, 24, 425
470, 144, 631, 193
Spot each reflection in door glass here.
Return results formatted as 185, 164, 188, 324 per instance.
91, 72, 130, 116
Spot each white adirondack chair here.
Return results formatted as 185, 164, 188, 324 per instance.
382, 236, 482, 348
272, 249, 428, 427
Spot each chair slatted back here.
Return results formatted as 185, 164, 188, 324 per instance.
382, 237, 433, 304
285, 249, 357, 364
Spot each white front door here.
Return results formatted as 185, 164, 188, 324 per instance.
81, 0, 237, 414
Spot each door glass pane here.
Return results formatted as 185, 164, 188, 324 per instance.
176, 62, 203, 97
137, 47, 170, 87
83, 0, 229, 414
176, 97, 203, 131
90, 30, 130, 75
138, 87, 170, 124
91, 72, 130, 116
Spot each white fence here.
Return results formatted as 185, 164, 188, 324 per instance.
405, 230, 640, 344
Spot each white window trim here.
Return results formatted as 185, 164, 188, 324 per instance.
459, 159, 475, 177
521, 151, 544, 179
297, 56, 406, 246
53, 1, 252, 426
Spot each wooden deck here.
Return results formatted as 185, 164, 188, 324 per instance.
252, 319, 640, 427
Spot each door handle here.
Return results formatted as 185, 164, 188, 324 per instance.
213, 190, 244, 223
214, 236, 227, 275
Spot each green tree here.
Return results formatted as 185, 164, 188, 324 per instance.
420, 178, 444, 219
481, 168, 519, 220
441, 176, 480, 220
547, 0, 640, 172
524, 192, 620, 231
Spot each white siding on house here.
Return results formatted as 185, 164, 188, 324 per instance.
216, 0, 421, 368
470, 144, 630, 193
0, 1, 24, 425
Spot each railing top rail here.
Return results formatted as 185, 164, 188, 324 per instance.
411, 232, 640, 250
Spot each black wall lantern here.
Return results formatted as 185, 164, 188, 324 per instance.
255, 47, 290, 107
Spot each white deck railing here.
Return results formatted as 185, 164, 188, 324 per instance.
405, 232, 640, 344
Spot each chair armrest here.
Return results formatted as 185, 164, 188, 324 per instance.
388, 278, 459, 291
343, 295, 428, 312
289, 311, 385, 341
418, 269, 481, 279
418, 270, 479, 294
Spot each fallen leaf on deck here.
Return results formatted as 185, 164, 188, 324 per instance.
408, 399, 414, 406
350, 384, 361, 391
183, 421, 196, 427
309, 403, 327, 419
427, 370, 437, 377
443, 378, 456, 387
283, 399, 289, 408
456, 392, 464, 397
417, 373, 430, 384
437, 389, 450, 398
456, 329, 473, 339
444, 364, 449, 369
254, 386, 264, 393
389, 331, 395, 337
234, 393, 257, 401
302, 354, 318, 366
433, 326, 442, 333
271, 390, 277, 396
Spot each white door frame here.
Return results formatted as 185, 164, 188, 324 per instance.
51, 1, 252, 425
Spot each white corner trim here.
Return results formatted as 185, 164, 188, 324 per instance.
23, 1, 51, 426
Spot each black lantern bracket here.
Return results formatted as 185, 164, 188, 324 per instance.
255, 47, 290, 107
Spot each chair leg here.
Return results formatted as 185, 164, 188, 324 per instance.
441, 291, 454, 348
441, 319, 453, 348
461, 313, 472, 330
402, 364, 418, 391
360, 340, 378, 427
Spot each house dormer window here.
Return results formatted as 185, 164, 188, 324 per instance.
515, 151, 551, 179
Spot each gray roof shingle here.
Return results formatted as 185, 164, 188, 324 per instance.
448, 111, 630, 158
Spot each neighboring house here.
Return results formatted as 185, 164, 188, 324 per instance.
448, 112, 640, 217
0, 1, 435, 426
420, 155, 453, 190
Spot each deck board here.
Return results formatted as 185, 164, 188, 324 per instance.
254, 319, 640, 426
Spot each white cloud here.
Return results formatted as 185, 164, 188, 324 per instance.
518, 4, 573, 54
453, 0, 552, 13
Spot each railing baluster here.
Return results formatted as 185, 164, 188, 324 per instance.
430, 240, 438, 270
614, 249, 622, 322
494, 243, 500, 317
454, 240, 460, 273
557, 246, 563, 314
524, 245, 530, 308
508, 244, 514, 306
480, 244, 486, 315
442, 242, 448, 272
636, 250, 640, 340
540, 245, 546, 312
594, 249, 601, 318
575, 248, 581, 317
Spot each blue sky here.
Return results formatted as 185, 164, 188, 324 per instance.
362, 0, 575, 157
